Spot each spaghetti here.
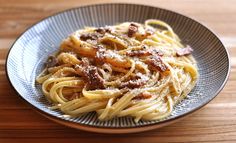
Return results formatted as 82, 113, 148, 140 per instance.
36, 19, 198, 122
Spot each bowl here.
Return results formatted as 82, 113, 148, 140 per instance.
6, 3, 230, 133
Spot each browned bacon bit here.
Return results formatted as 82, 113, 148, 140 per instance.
176, 45, 193, 57
128, 23, 138, 37
145, 56, 169, 72
80, 33, 99, 41
126, 49, 163, 57
95, 28, 105, 34
78, 57, 105, 90
133, 92, 152, 100
82, 65, 105, 90
126, 50, 150, 57
95, 27, 111, 34
120, 80, 145, 89
45, 55, 58, 68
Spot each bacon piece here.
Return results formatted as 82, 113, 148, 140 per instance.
119, 73, 148, 89
133, 92, 152, 100
176, 45, 193, 57
45, 55, 58, 68
80, 33, 98, 41
83, 65, 105, 90
120, 80, 145, 89
126, 49, 163, 57
126, 50, 150, 57
128, 23, 138, 37
145, 56, 169, 72
75, 58, 105, 90
95, 27, 111, 34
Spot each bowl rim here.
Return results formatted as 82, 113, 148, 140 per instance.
5, 3, 231, 130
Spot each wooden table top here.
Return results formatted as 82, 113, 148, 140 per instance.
1, 0, 236, 142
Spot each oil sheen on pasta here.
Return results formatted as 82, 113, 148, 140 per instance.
36, 19, 198, 123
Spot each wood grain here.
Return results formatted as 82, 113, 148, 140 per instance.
0, 0, 236, 142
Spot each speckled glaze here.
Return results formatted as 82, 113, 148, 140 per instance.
6, 3, 230, 133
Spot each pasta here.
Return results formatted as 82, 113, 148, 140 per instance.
36, 19, 198, 122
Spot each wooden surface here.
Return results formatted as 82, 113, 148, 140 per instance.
0, 0, 236, 142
